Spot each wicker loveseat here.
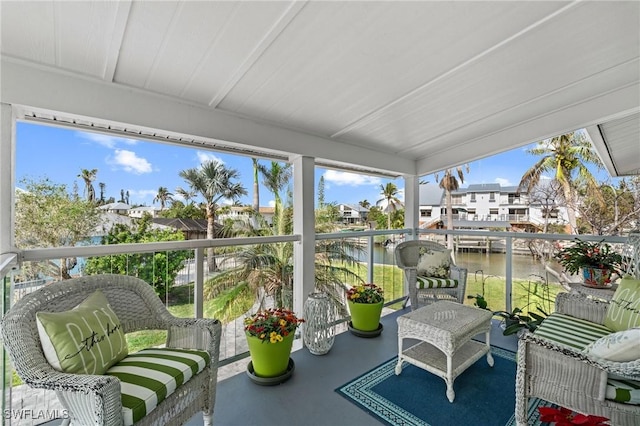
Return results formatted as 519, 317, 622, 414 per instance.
1, 274, 222, 425
395, 240, 468, 310
515, 290, 640, 426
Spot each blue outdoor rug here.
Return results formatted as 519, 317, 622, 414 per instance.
336, 346, 556, 426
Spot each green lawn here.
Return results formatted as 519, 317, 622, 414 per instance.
125, 263, 565, 352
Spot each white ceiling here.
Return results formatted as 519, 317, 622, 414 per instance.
1, 1, 638, 177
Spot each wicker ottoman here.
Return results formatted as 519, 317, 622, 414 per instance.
396, 301, 494, 402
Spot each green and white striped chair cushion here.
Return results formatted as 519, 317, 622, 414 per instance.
106, 348, 210, 425
533, 313, 612, 349
606, 375, 640, 405
416, 276, 458, 289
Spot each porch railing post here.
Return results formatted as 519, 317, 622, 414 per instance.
505, 236, 513, 313
194, 247, 204, 319
367, 235, 375, 284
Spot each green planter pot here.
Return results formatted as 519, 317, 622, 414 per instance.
348, 300, 383, 332
246, 332, 294, 378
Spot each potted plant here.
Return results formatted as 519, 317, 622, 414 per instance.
493, 306, 548, 336
346, 283, 384, 336
554, 239, 623, 287
244, 308, 304, 383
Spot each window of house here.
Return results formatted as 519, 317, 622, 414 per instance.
470, 193, 476, 203
489, 192, 495, 202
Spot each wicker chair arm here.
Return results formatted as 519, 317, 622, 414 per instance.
518, 334, 608, 406
166, 318, 222, 357
24, 371, 123, 425
555, 292, 609, 325
521, 332, 640, 380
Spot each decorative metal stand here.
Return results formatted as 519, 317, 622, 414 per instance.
303, 292, 335, 355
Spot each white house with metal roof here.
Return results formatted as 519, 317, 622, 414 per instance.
418, 183, 569, 231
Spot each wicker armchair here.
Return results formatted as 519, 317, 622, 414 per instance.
395, 240, 468, 310
1, 274, 222, 426
515, 293, 640, 425
516, 230, 640, 425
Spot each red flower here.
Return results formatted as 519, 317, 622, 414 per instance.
538, 407, 609, 426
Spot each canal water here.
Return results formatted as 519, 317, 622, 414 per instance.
369, 245, 548, 280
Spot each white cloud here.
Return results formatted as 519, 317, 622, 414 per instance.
106, 149, 153, 174
196, 151, 224, 165
268, 200, 276, 208
323, 170, 381, 186
494, 177, 512, 186
77, 131, 137, 148
128, 189, 157, 203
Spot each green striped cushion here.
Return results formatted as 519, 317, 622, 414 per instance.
606, 375, 640, 405
416, 276, 458, 289
533, 313, 612, 349
106, 348, 210, 425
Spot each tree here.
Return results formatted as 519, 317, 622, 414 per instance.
436, 165, 468, 250
83, 215, 190, 297
251, 158, 260, 218
98, 182, 106, 204
175, 187, 197, 205
203, 196, 363, 322
518, 131, 603, 234
153, 186, 173, 210
376, 183, 403, 230
578, 180, 640, 235
318, 175, 326, 207
259, 161, 292, 208
120, 189, 125, 203
15, 178, 100, 280
78, 168, 98, 202
358, 200, 370, 209
159, 200, 205, 219
178, 160, 247, 271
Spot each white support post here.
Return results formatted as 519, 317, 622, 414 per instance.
0, 103, 15, 256
403, 174, 420, 240
292, 156, 315, 320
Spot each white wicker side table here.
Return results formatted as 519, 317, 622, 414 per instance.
395, 301, 494, 402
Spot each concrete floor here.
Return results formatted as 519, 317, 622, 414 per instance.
186, 307, 519, 426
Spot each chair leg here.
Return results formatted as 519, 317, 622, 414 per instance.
203, 410, 213, 426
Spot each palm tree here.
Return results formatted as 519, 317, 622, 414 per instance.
376, 183, 403, 230
358, 200, 371, 209
98, 182, 106, 204
436, 165, 469, 250
518, 131, 603, 234
178, 160, 247, 271
258, 161, 292, 208
203, 198, 363, 322
175, 187, 196, 205
153, 186, 173, 210
251, 158, 260, 226
78, 168, 97, 202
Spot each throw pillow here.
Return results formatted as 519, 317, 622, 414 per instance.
584, 328, 640, 362
604, 276, 640, 332
36, 289, 128, 375
416, 248, 452, 279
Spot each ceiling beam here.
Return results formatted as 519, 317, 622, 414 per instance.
416, 82, 640, 176
1, 59, 415, 176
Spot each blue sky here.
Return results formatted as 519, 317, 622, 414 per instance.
15, 121, 614, 209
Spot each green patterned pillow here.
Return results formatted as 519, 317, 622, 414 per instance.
417, 248, 451, 279
604, 276, 640, 332
584, 328, 640, 362
36, 289, 128, 375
